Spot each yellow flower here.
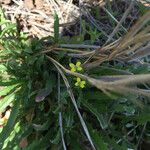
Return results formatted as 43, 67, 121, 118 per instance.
69, 61, 83, 72
75, 77, 86, 88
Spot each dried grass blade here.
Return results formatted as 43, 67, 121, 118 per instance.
121, 10, 150, 41
108, 74, 150, 86
58, 73, 67, 150
50, 58, 96, 150
127, 43, 150, 61
110, 34, 150, 59
109, 11, 150, 58
105, 0, 134, 44
107, 86, 150, 98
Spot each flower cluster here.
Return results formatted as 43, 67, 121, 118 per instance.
75, 77, 86, 88
69, 61, 86, 88
69, 61, 82, 72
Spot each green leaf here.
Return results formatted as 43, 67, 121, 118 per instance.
5, 124, 33, 149
35, 88, 51, 102
69, 35, 84, 44
0, 85, 16, 97
3, 122, 21, 149
133, 114, 150, 124
0, 24, 16, 38
69, 135, 85, 150
132, 64, 150, 74
103, 136, 127, 150
25, 130, 52, 150
50, 129, 61, 144
90, 129, 108, 150
32, 118, 51, 131
0, 99, 20, 149
0, 94, 15, 112
0, 80, 21, 86
54, 12, 59, 43
0, 64, 7, 72
83, 101, 108, 129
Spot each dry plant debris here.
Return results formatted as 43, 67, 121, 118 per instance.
1, 0, 80, 38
